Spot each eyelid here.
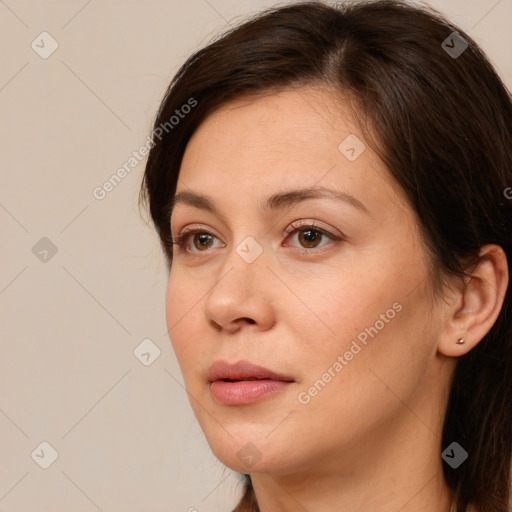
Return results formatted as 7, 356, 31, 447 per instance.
284, 219, 334, 237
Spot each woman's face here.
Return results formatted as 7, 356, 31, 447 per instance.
166, 86, 450, 477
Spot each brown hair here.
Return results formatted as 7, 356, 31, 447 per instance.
139, 1, 512, 510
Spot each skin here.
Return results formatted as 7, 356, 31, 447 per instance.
165, 86, 508, 512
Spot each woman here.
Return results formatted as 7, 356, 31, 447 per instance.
139, 1, 512, 510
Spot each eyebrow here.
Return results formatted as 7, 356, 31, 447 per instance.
168, 186, 370, 220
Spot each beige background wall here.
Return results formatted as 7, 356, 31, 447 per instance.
1, 0, 510, 510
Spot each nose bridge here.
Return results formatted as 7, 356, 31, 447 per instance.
234, 234, 265, 266
215, 233, 266, 295
203, 233, 271, 329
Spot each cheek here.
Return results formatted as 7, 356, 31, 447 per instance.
292, 268, 393, 355
278, 242, 411, 346
301, 282, 431, 413
165, 268, 203, 330
165, 272, 179, 335
289, 306, 428, 456
165, 272, 206, 379
296, 256, 430, 401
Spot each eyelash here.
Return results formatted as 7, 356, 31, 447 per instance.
171, 221, 341, 256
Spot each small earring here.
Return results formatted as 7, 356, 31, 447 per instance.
456, 338, 465, 344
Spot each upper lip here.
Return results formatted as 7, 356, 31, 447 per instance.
207, 360, 295, 382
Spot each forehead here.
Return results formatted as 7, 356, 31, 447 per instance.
176, 86, 406, 217
182, 87, 356, 169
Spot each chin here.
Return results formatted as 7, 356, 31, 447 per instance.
204, 429, 303, 475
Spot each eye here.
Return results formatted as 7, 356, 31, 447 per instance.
171, 221, 341, 256
172, 229, 223, 253
283, 221, 339, 252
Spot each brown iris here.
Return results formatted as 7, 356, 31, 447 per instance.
297, 228, 322, 249
192, 233, 214, 251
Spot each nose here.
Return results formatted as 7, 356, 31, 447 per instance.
203, 249, 275, 334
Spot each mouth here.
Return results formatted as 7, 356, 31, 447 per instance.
220, 377, 273, 382
207, 360, 295, 405
207, 359, 295, 383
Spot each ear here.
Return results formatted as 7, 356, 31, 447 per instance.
437, 244, 509, 357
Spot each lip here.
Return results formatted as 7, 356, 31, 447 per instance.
207, 359, 294, 383
208, 360, 295, 406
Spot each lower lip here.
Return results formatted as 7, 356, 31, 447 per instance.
210, 379, 293, 405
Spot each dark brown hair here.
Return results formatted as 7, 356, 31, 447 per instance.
139, 1, 512, 510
